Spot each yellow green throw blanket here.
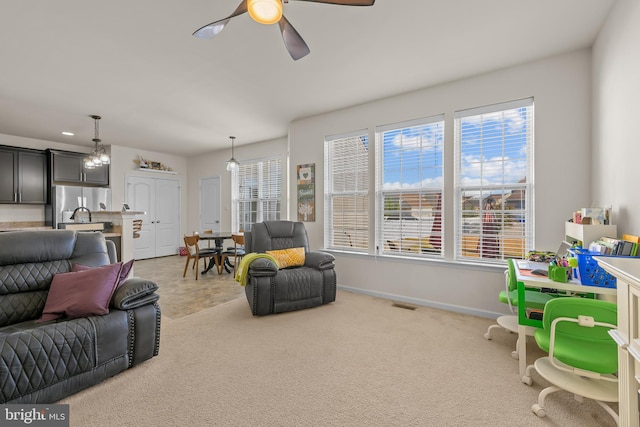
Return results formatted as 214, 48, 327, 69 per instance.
235, 252, 278, 286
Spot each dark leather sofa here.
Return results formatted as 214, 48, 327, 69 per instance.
0, 230, 160, 403
243, 221, 336, 315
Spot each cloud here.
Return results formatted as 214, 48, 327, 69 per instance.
462, 107, 526, 129
459, 154, 525, 185
383, 176, 443, 190
388, 124, 443, 151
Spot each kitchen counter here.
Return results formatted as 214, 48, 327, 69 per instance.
89, 210, 146, 217
0, 222, 53, 232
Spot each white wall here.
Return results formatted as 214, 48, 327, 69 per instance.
289, 50, 593, 317
592, 0, 640, 235
186, 137, 288, 235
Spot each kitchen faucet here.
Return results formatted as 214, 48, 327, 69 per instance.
70, 207, 92, 223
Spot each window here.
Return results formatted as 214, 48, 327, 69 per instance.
232, 157, 282, 232
324, 131, 369, 251
454, 98, 534, 263
376, 116, 444, 257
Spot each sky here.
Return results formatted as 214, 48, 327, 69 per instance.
380, 106, 530, 197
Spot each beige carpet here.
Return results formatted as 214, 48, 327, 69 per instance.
61, 291, 617, 426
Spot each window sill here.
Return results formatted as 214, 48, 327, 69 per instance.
323, 248, 506, 273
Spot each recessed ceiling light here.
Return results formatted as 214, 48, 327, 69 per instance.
61, 131, 74, 136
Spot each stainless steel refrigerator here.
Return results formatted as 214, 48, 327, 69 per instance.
47, 185, 111, 228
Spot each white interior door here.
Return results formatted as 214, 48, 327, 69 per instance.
127, 175, 181, 260
127, 176, 155, 260
200, 176, 220, 232
155, 178, 181, 257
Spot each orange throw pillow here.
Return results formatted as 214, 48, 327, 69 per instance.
266, 247, 305, 269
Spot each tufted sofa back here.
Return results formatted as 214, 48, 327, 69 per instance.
0, 230, 112, 327
245, 221, 310, 253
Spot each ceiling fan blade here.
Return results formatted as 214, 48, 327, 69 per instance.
278, 16, 310, 61
291, 0, 375, 5
192, 0, 248, 39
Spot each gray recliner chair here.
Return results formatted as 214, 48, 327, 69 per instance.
243, 221, 336, 316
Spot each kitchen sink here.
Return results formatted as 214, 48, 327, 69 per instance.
58, 222, 105, 231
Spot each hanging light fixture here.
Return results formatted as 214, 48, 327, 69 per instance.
226, 136, 240, 171
84, 115, 110, 170
247, 0, 283, 25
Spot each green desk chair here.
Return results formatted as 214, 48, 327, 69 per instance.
522, 298, 618, 424
484, 259, 556, 359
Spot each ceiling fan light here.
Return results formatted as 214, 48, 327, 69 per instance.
248, 0, 282, 25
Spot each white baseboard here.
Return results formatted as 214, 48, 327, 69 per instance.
337, 285, 501, 319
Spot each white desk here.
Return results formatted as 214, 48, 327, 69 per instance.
514, 264, 617, 378
595, 257, 640, 427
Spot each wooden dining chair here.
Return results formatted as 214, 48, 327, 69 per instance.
201, 229, 213, 248
183, 234, 217, 280
217, 233, 245, 275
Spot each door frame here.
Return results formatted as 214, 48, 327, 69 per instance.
199, 176, 221, 233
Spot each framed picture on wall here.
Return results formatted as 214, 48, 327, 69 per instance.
297, 163, 315, 222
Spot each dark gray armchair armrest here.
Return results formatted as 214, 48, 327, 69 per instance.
112, 278, 159, 310
305, 251, 335, 270
247, 258, 279, 277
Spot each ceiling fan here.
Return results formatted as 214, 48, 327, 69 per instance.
193, 0, 375, 61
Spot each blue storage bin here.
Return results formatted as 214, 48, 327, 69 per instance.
568, 248, 618, 288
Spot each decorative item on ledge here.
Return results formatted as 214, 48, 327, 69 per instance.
133, 156, 174, 172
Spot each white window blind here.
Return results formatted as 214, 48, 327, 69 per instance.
232, 157, 282, 232
454, 98, 534, 263
376, 115, 444, 257
324, 131, 369, 251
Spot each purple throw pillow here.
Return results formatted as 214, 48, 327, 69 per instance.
72, 259, 134, 288
38, 262, 123, 322
118, 259, 135, 285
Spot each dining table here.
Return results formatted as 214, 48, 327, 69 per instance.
198, 232, 233, 274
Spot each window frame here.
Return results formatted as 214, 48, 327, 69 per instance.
453, 98, 534, 264
232, 155, 282, 232
375, 115, 445, 259
323, 130, 370, 253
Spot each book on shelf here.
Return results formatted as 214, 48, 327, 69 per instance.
619, 240, 636, 256
622, 234, 640, 256
589, 237, 619, 255
587, 235, 639, 256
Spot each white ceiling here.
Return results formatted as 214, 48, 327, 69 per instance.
0, 0, 616, 156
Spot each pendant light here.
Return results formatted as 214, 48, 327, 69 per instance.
84, 115, 110, 169
226, 136, 240, 171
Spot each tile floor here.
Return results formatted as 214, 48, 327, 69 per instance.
133, 255, 245, 320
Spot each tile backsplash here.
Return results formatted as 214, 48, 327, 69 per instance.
0, 205, 45, 222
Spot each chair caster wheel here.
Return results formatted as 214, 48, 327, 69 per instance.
531, 403, 545, 417
483, 332, 491, 340
522, 375, 532, 386
511, 351, 519, 360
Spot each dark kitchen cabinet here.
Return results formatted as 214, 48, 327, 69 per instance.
0, 146, 47, 204
49, 150, 109, 186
